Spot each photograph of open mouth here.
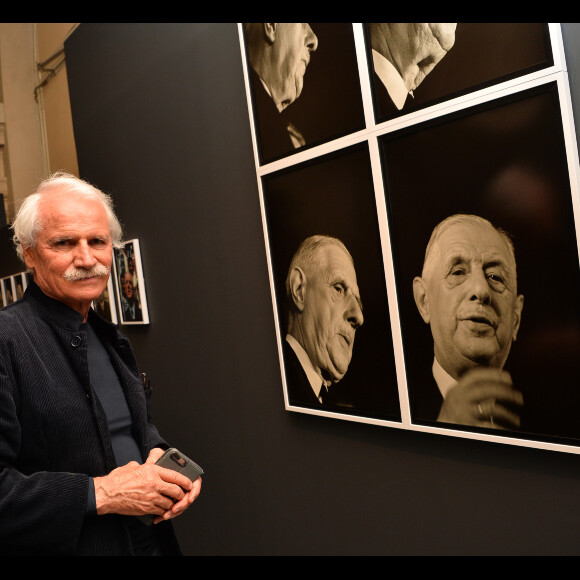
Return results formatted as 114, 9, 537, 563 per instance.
381, 79, 580, 444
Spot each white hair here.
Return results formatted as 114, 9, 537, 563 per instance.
11, 171, 124, 263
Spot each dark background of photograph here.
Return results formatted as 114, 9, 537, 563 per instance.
245, 23, 366, 165
381, 81, 580, 442
262, 144, 400, 421
367, 23, 552, 124
0, 22, 569, 555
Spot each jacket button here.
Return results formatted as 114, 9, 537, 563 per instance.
71, 336, 82, 348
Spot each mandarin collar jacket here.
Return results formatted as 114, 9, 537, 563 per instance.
0, 282, 178, 555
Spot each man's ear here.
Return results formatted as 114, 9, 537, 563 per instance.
263, 23, 277, 44
288, 266, 306, 312
512, 294, 524, 341
22, 246, 36, 272
413, 276, 430, 324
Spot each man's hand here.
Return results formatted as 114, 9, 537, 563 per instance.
94, 448, 202, 523
437, 367, 523, 429
145, 448, 202, 524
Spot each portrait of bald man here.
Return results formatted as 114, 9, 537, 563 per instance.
411, 214, 525, 430
283, 235, 364, 409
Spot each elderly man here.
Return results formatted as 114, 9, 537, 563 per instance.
368, 23, 457, 113
0, 172, 201, 556
412, 214, 525, 429
283, 235, 364, 408
244, 23, 318, 159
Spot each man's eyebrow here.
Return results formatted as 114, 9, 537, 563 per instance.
47, 235, 75, 243
483, 258, 509, 269
443, 253, 468, 270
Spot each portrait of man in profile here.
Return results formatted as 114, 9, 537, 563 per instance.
243, 23, 367, 164
244, 23, 319, 160
283, 235, 364, 409
262, 143, 402, 423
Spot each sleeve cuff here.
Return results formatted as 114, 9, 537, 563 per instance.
86, 477, 97, 515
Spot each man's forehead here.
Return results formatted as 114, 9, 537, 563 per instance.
38, 192, 109, 226
440, 223, 510, 255
318, 245, 356, 274
426, 222, 516, 274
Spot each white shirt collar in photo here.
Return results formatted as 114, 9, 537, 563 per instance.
432, 357, 457, 399
372, 49, 410, 111
286, 334, 326, 402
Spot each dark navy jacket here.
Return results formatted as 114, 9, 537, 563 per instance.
0, 282, 180, 555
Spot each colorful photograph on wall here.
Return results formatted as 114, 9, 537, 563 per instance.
113, 239, 149, 325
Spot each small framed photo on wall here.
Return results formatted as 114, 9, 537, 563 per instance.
112, 239, 149, 325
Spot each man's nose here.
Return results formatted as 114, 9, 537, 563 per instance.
346, 295, 364, 328
468, 268, 491, 305
73, 241, 97, 267
306, 24, 318, 52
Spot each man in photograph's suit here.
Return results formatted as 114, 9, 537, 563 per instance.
283, 235, 364, 408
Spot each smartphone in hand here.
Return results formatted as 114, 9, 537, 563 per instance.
138, 448, 204, 525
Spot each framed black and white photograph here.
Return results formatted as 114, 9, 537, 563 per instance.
364, 23, 557, 125
113, 239, 149, 325
240, 23, 580, 455
379, 79, 580, 446
262, 144, 401, 423
240, 23, 366, 166
93, 276, 118, 325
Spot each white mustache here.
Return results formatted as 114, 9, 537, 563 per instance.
63, 263, 110, 281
